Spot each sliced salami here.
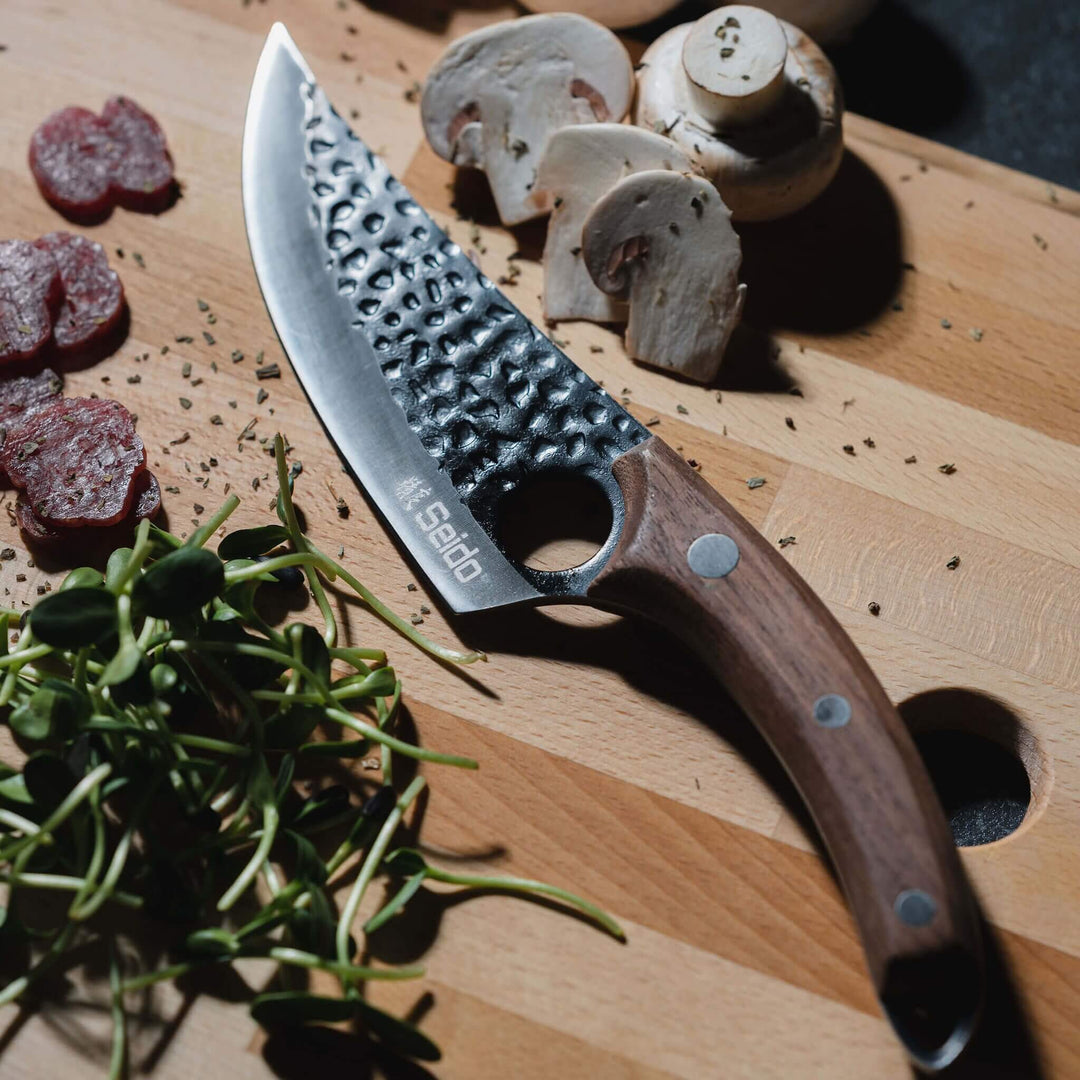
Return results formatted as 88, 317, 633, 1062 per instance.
0, 367, 64, 459
29, 97, 174, 219
0, 240, 62, 365
15, 469, 160, 545
0, 368, 63, 418
2, 397, 145, 527
33, 233, 124, 353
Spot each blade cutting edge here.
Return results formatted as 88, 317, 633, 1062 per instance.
242, 24, 542, 613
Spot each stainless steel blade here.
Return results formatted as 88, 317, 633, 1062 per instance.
243, 24, 649, 612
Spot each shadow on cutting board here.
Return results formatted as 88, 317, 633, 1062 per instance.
931, 913, 1047, 1080
736, 149, 903, 335
460, 602, 820, 844
262, 1025, 438, 1080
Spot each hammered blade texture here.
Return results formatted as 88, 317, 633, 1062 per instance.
300, 82, 648, 540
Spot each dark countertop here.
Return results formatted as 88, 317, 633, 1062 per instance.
827, 0, 1078, 191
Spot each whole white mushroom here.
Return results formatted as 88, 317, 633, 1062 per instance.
635, 5, 844, 221
420, 14, 634, 227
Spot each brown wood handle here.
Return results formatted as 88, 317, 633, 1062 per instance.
588, 438, 983, 1070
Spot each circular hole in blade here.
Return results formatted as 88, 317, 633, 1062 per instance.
497, 472, 614, 573
899, 688, 1047, 847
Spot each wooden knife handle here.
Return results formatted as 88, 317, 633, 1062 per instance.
588, 438, 983, 1070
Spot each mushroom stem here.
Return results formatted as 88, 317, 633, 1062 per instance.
681, 5, 788, 128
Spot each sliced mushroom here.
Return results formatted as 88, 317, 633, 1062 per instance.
635, 5, 843, 221
420, 14, 634, 227
533, 124, 696, 323
582, 170, 746, 383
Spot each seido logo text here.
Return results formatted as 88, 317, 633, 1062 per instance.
395, 477, 482, 584
414, 501, 482, 583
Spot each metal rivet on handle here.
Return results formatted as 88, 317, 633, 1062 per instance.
894, 888, 938, 927
687, 533, 740, 578
813, 694, 851, 728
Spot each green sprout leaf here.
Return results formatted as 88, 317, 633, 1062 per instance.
218, 525, 290, 561
59, 567, 104, 592
29, 588, 118, 649
10, 680, 90, 743
149, 663, 178, 694
134, 547, 225, 618
289, 622, 330, 687
382, 848, 429, 877
0, 773, 33, 806
99, 642, 145, 688
185, 928, 240, 957
104, 548, 134, 591
263, 706, 322, 750
22, 753, 77, 811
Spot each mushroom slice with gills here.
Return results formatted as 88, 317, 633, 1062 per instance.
420, 13, 634, 226
582, 170, 746, 384
634, 5, 843, 221
533, 124, 696, 323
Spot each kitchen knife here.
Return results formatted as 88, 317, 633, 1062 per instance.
242, 24, 983, 1069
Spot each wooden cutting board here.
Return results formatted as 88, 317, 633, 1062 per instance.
0, 1, 1078, 1076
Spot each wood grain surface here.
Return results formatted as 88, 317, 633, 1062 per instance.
0, 1, 1078, 1078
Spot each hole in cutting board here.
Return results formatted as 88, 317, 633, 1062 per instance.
913, 730, 1029, 846
497, 472, 613, 572
899, 689, 1046, 847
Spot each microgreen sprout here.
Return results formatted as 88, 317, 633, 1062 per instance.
0, 433, 619, 1070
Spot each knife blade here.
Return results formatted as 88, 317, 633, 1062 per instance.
243, 24, 983, 1070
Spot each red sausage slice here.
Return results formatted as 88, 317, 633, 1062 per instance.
0, 241, 62, 365
0, 367, 63, 419
100, 97, 175, 212
16, 469, 160, 544
33, 233, 124, 353
29, 97, 174, 219
2, 397, 145, 527
0, 367, 64, 455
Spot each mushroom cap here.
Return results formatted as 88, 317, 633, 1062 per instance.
533, 123, 696, 323
420, 13, 634, 226
635, 16, 843, 221
519, 0, 684, 31
582, 170, 746, 384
